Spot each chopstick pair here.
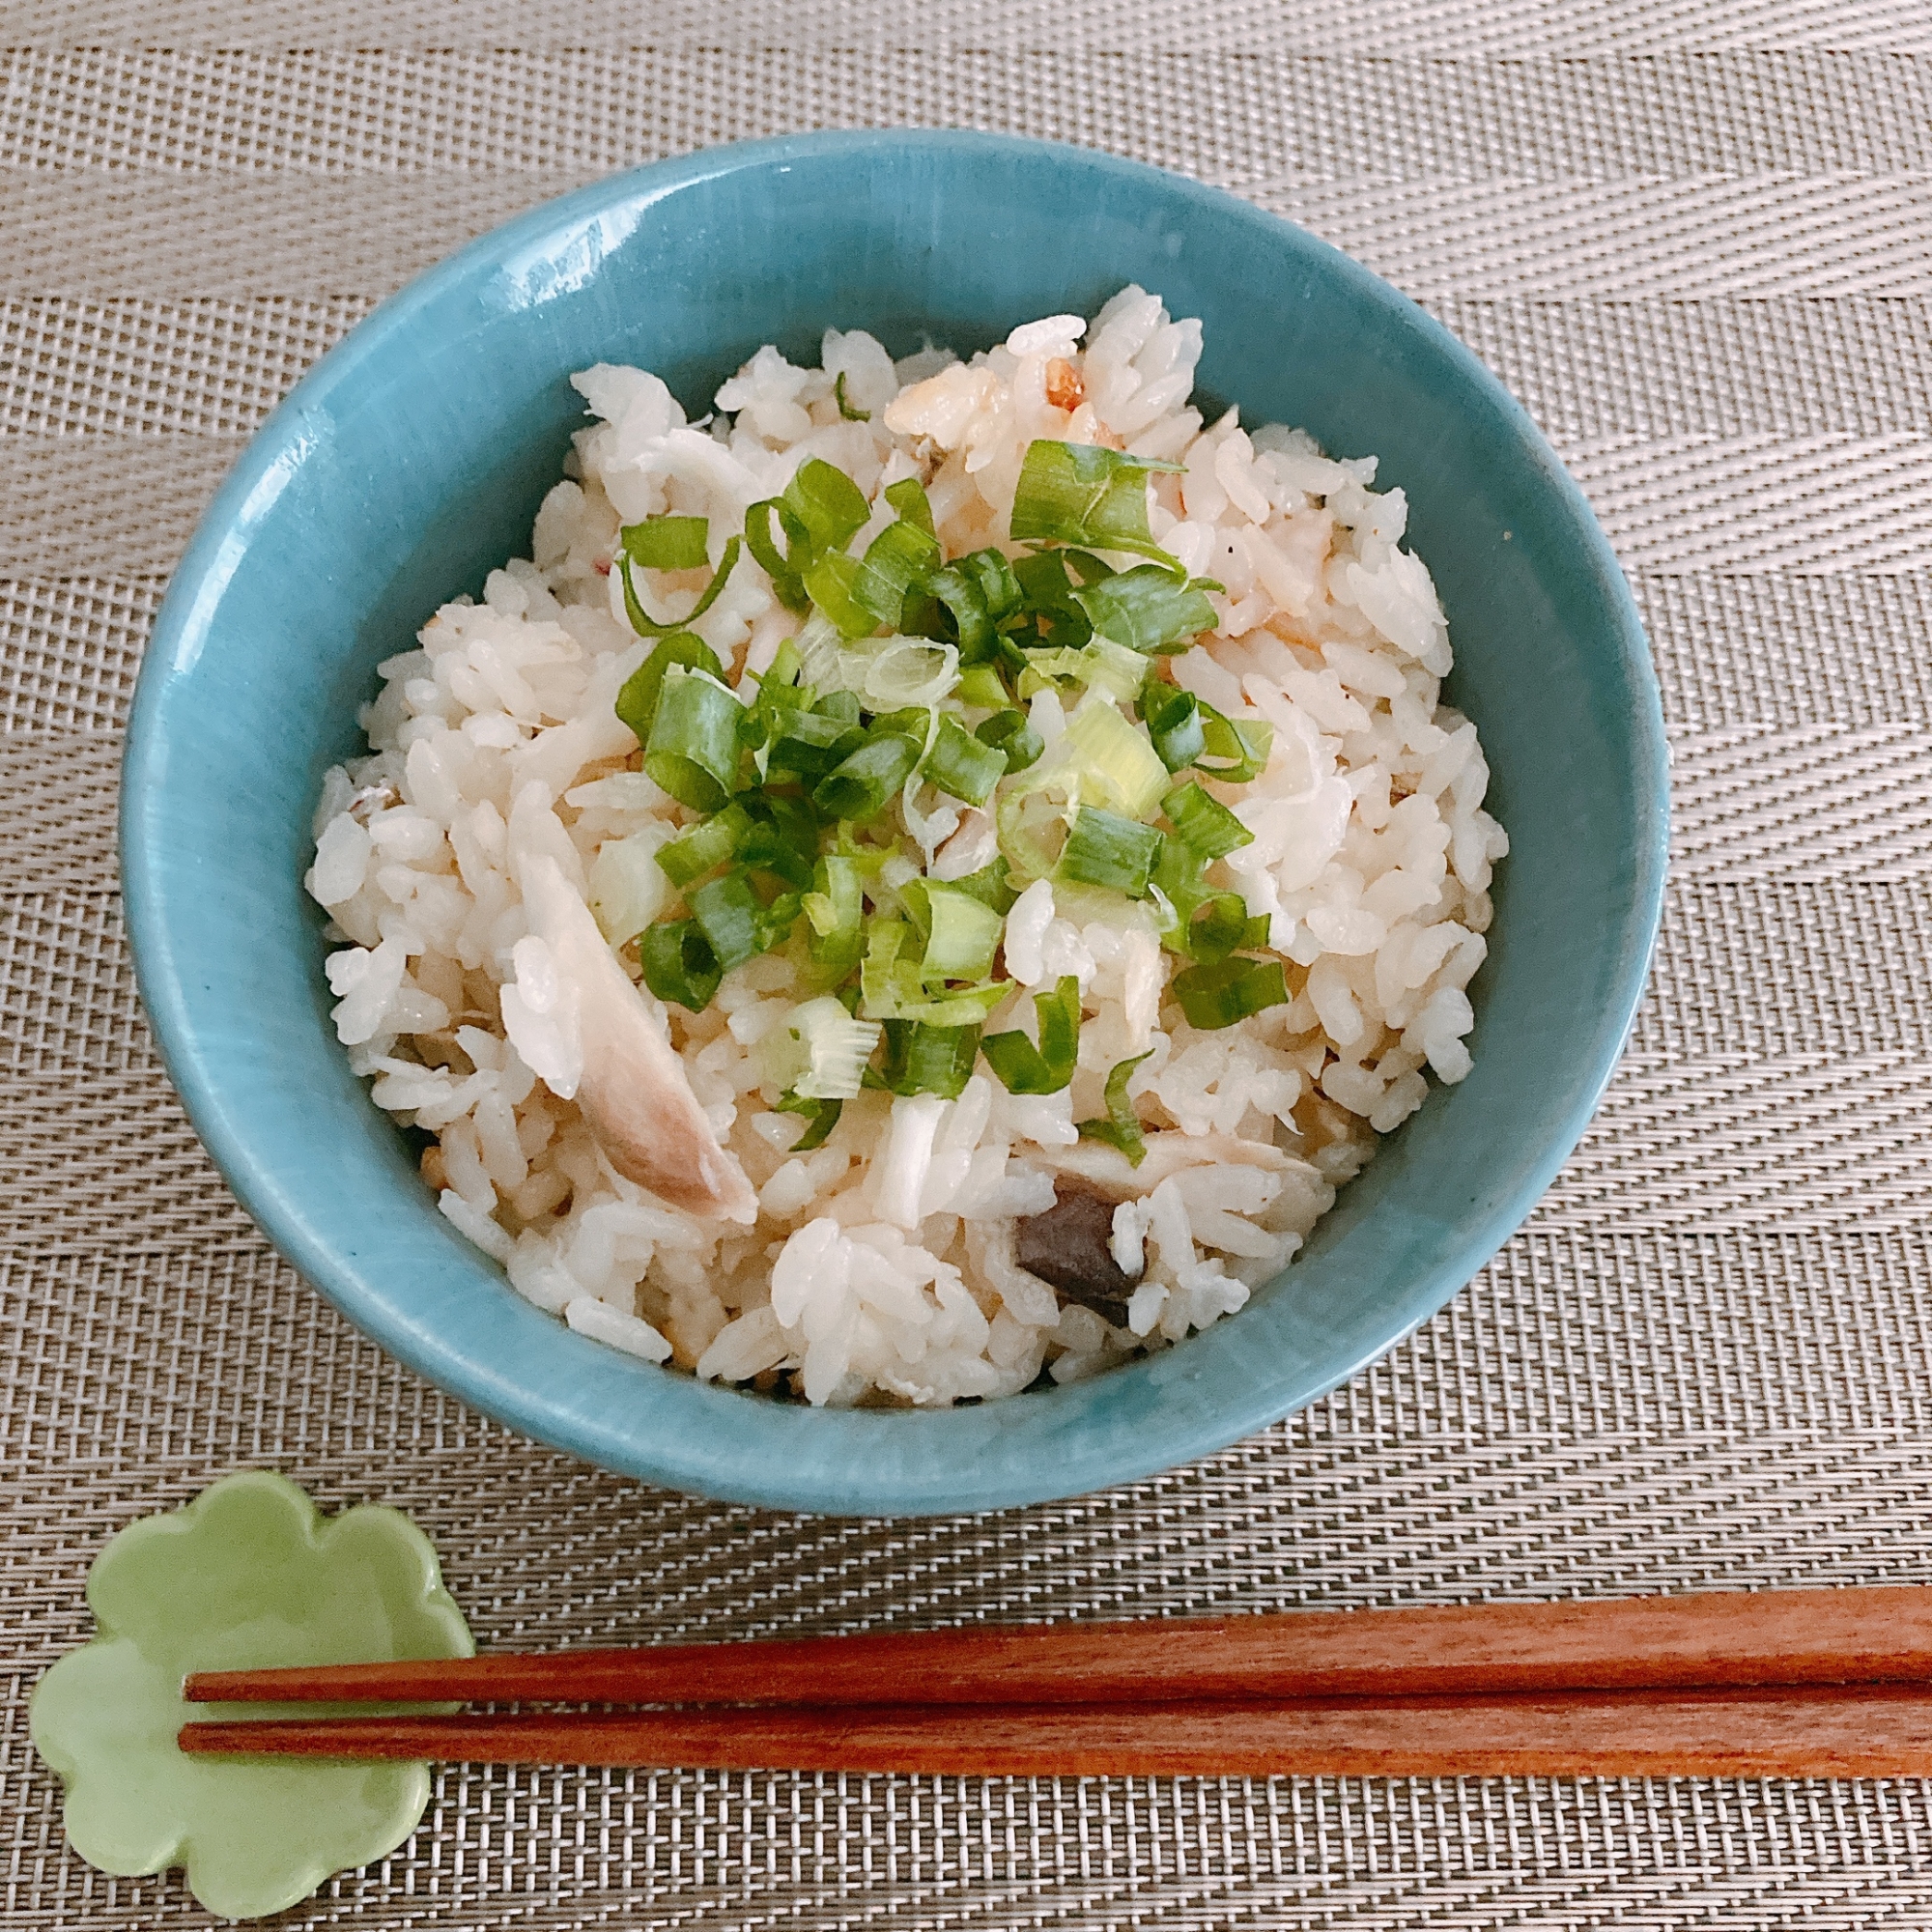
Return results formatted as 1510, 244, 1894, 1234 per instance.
178, 1585, 1932, 1778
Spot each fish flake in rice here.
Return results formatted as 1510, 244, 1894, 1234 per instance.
307, 286, 1505, 1407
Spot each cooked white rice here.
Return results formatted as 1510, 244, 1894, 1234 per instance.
305, 287, 1507, 1407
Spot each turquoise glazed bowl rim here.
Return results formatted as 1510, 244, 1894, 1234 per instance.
122, 129, 1668, 1518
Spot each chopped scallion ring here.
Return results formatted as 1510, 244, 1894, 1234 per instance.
614, 632, 724, 747
639, 920, 723, 1012
812, 731, 922, 822
1162, 781, 1256, 860
884, 474, 934, 534
1071, 563, 1218, 655
834, 371, 870, 421
923, 713, 1008, 806
619, 534, 742, 639
1076, 1049, 1154, 1165
1196, 704, 1273, 784
777, 1091, 845, 1151
642, 665, 744, 810
1010, 440, 1183, 567
981, 976, 1081, 1094
879, 1019, 984, 1098
1169, 955, 1291, 1030
1056, 806, 1164, 897
915, 882, 1006, 984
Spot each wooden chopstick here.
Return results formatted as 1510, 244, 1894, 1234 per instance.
183, 1586, 1932, 1710
177, 1687, 1932, 1778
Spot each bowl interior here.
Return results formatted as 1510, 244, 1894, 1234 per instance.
123, 131, 1666, 1517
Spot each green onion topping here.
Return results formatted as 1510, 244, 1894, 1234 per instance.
610, 417, 1300, 1112
1197, 705, 1273, 784
618, 524, 742, 639
1057, 806, 1164, 897
812, 731, 922, 822
639, 920, 723, 1011
1072, 563, 1218, 655
1169, 954, 1291, 1030
777, 1091, 844, 1150
923, 713, 1008, 806
980, 976, 1081, 1094
1077, 1050, 1154, 1165
1163, 781, 1255, 860
615, 632, 724, 747
1010, 440, 1183, 567
878, 1019, 983, 1098
834, 371, 869, 421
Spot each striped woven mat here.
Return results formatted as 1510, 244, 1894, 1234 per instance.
7, 5, 1932, 1925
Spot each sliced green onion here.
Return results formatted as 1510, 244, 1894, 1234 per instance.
1184, 893, 1268, 965
864, 637, 958, 710
619, 535, 741, 639
791, 995, 883, 1100
802, 551, 875, 639
976, 708, 1043, 775
734, 795, 819, 890
639, 920, 723, 1011
1163, 780, 1255, 860
614, 632, 724, 746
996, 783, 1072, 881
955, 664, 1011, 710
764, 705, 866, 781
860, 921, 1012, 1024
1169, 955, 1291, 1030
744, 497, 812, 611
1052, 693, 1170, 821
878, 1019, 983, 1099
1021, 636, 1146, 704
686, 870, 767, 973
928, 547, 1025, 660
808, 518, 943, 639
777, 1092, 844, 1151
643, 666, 744, 810
1057, 806, 1164, 896
801, 853, 866, 975
656, 801, 751, 888
1076, 1050, 1153, 1165
1010, 440, 1183, 567
917, 883, 1006, 984
980, 975, 1081, 1094
946, 860, 1018, 915
1197, 705, 1273, 784
621, 514, 711, 571
1071, 563, 1217, 654
884, 474, 934, 535
863, 519, 942, 631
1011, 549, 1093, 650
812, 731, 921, 821
884, 981, 1013, 1027
858, 917, 909, 1017
1141, 681, 1207, 773
923, 713, 1007, 806
783, 456, 871, 555
835, 371, 870, 421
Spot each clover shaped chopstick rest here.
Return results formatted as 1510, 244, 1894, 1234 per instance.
30, 1470, 472, 1919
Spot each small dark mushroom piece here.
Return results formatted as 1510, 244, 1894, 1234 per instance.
1014, 1183, 1141, 1328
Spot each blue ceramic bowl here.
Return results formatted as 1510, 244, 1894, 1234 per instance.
122, 130, 1666, 1517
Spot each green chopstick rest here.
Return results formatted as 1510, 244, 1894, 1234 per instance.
28, 1469, 473, 1919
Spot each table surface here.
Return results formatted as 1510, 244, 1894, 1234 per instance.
7, 3, 1932, 1926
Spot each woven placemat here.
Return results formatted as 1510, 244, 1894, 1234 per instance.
7, 9, 1932, 1926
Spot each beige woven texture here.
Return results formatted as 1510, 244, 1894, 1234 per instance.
8, 4, 1932, 1925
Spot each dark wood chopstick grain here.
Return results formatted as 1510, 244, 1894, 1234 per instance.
178, 1687, 1932, 1778
183, 1586, 1932, 1709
